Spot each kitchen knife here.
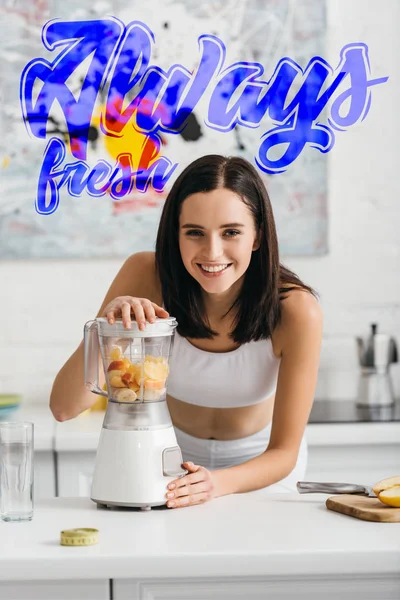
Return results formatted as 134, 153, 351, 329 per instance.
296, 481, 377, 497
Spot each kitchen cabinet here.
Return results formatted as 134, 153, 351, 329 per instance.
54, 415, 400, 497
56, 450, 97, 497
0, 450, 54, 499
112, 576, 400, 600
55, 442, 398, 498
0, 580, 109, 600
53, 411, 103, 497
2, 575, 399, 600
34, 451, 56, 498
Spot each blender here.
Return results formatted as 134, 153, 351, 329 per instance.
84, 316, 187, 511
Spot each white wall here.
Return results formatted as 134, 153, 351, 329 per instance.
0, 0, 399, 404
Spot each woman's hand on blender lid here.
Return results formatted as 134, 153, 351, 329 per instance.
102, 296, 169, 330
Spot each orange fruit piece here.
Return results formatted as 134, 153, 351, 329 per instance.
144, 379, 165, 390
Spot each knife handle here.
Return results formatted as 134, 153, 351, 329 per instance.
296, 481, 365, 494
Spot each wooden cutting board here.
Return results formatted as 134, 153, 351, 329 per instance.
326, 495, 400, 522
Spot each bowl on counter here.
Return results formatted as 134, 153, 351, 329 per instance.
0, 394, 23, 420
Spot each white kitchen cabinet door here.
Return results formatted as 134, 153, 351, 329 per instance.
56, 451, 97, 497
305, 443, 399, 484
0, 579, 109, 600
113, 575, 400, 600
54, 442, 400, 497
34, 451, 55, 498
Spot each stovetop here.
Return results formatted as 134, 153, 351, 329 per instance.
308, 397, 400, 423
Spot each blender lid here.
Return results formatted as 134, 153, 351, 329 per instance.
96, 316, 177, 337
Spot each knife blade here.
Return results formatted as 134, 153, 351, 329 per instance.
296, 481, 377, 497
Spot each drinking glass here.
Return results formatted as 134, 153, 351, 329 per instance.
0, 422, 34, 522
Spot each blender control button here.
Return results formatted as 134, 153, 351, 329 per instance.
60, 528, 99, 546
162, 447, 186, 476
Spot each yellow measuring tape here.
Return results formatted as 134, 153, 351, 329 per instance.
60, 528, 99, 546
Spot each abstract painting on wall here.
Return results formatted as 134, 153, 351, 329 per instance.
0, 0, 327, 258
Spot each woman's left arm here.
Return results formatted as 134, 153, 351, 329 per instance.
215, 289, 323, 496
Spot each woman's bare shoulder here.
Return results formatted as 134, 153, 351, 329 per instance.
280, 288, 322, 325
106, 251, 162, 303
124, 251, 162, 301
273, 288, 322, 355
95, 252, 163, 318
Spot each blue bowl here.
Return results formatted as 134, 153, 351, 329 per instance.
0, 404, 21, 419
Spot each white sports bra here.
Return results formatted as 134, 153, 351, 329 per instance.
167, 330, 281, 408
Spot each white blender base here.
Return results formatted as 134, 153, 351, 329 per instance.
91, 426, 185, 511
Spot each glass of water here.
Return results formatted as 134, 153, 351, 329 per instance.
0, 422, 34, 522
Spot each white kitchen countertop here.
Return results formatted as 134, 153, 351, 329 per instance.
0, 493, 399, 582
53, 410, 400, 452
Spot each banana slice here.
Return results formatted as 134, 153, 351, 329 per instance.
114, 388, 137, 402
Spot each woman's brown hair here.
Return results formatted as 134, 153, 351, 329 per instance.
155, 154, 317, 344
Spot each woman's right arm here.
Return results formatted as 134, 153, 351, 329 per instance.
49, 251, 168, 422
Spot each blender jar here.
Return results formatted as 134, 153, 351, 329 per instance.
84, 317, 177, 405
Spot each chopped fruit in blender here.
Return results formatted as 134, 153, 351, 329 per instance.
121, 372, 134, 385
105, 353, 169, 401
134, 369, 145, 387
143, 388, 166, 401
114, 388, 138, 402
107, 369, 124, 380
122, 357, 132, 370
144, 379, 165, 390
110, 347, 123, 360
373, 476, 400, 507
145, 355, 167, 363
109, 375, 126, 388
107, 360, 126, 372
143, 359, 169, 380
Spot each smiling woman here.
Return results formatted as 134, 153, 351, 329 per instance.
155, 154, 317, 343
178, 189, 259, 298
50, 154, 323, 509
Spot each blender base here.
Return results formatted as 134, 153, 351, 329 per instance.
92, 498, 167, 511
